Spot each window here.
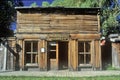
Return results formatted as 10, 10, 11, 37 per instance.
78, 41, 91, 66
48, 42, 57, 59
25, 41, 38, 64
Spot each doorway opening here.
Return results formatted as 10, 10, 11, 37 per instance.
58, 42, 68, 70
47, 41, 68, 70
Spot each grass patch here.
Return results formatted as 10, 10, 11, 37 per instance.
0, 76, 120, 80
106, 64, 120, 70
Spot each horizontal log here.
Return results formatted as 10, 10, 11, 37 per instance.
18, 24, 97, 31
70, 34, 101, 39
18, 14, 97, 23
18, 19, 97, 24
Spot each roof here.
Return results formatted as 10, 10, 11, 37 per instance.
15, 7, 100, 15
109, 34, 120, 42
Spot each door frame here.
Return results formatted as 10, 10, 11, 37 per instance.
47, 41, 68, 70
47, 41, 59, 70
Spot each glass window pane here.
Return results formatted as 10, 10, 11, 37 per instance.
33, 41, 38, 52
85, 42, 90, 52
33, 54, 38, 63
26, 54, 31, 63
86, 54, 91, 64
25, 41, 31, 52
78, 54, 84, 64
78, 42, 84, 52
50, 52, 56, 59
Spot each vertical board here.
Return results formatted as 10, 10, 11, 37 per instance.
18, 39, 23, 70
39, 40, 47, 70
22, 41, 25, 69
38, 40, 40, 68
95, 40, 101, 70
97, 14, 100, 32
69, 40, 78, 71
91, 40, 95, 69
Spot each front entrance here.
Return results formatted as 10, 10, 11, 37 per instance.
47, 41, 68, 70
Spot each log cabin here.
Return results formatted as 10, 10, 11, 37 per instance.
11, 7, 101, 71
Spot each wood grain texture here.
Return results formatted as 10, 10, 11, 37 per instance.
17, 13, 98, 33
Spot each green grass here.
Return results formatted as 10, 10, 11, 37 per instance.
0, 76, 120, 80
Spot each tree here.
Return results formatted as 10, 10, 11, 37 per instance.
42, 1, 50, 7
0, 0, 15, 37
30, 2, 38, 7
100, 0, 120, 36
50, 0, 84, 7
0, 0, 23, 38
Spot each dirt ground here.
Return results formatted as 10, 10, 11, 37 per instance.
0, 70, 120, 77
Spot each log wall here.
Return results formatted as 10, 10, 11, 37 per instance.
17, 13, 98, 33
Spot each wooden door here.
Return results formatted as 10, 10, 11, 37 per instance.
48, 42, 58, 70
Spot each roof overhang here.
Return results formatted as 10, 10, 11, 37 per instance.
15, 7, 101, 15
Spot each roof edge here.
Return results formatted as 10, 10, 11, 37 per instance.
15, 6, 101, 10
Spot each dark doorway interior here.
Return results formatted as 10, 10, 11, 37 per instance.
101, 41, 112, 70
58, 42, 68, 70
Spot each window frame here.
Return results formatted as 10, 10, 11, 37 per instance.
78, 41, 92, 66
24, 41, 38, 64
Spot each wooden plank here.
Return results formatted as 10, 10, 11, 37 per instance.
39, 40, 47, 70
69, 40, 78, 71
39, 40, 43, 70
18, 19, 50, 24
91, 40, 95, 69
95, 40, 101, 69
22, 40, 25, 69
18, 40, 23, 70
97, 14, 100, 32
56, 20, 98, 24
18, 24, 50, 27
75, 40, 78, 71
70, 34, 101, 39
18, 15, 97, 24
17, 13, 99, 33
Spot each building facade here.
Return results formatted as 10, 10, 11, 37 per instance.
10, 7, 102, 71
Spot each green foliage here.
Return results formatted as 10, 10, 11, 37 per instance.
51, 0, 87, 8
101, 0, 120, 36
42, 1, 50, 7
30, 2, 38, 7
79, 0, 98, 8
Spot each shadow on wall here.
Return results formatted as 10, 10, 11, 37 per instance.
101, 41, 112, 70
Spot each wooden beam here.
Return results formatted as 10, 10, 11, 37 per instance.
97, 14, 100, 32
70, 34, 101, 39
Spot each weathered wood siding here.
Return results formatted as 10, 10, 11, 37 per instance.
112, 43, 120, 68
17, 12, 98, 33
15, 7, 101, 71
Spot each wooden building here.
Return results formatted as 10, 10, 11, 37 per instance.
109, 34, 120, 69
14, 7, 101, 71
